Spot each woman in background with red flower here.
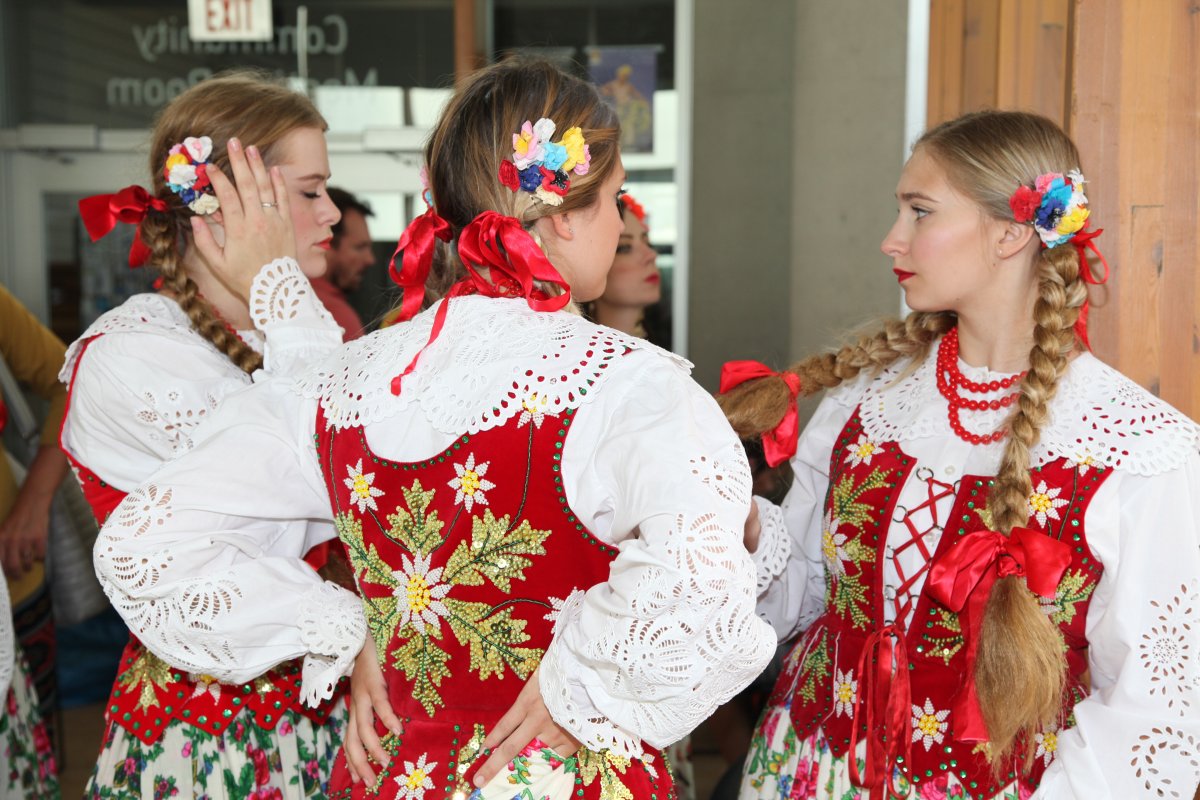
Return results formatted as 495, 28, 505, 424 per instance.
583, 193, 664, 341
722, 110, 1200, 799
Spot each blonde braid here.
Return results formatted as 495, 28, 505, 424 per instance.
975, 243, 1087, 771
717, 311, 955, 438
141, 213, 264, 375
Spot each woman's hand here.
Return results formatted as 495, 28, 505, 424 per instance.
190, 137, 297, 301
0, 445, 68, 578
743, 499, 761, 553
474, 670, 581, 787
343, 643, 404, 785
0, 496, 49, 578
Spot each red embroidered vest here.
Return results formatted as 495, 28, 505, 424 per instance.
62, 335, 345, 745
774, 410, 1108, 798
315, 405, 675, 800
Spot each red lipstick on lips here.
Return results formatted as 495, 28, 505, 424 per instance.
645, 273, 661, 284
316, 237, 333, 251
893, 268, 914, 282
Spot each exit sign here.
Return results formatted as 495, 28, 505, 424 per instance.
188, 0, 273, 42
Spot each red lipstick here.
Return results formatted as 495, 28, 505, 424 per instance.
316, 237, 333, 251
893, 268, 914, 282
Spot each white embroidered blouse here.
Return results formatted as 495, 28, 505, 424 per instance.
752, 342, 1200, 800
60, 258, 343, 490
91, 296, 777, 759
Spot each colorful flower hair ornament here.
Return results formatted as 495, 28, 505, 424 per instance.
163, 136, 219, 215
497, 118, 591, 207
1010, 169, 1110, 351
1009, 169, 1090, 248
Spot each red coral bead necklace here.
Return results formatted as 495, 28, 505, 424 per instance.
936, 327, 1026, 445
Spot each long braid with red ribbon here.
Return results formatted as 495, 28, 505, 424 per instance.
387, 209, 572, 396
78, 186, 168, 268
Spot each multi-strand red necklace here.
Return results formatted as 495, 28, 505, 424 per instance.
935, 327, 1026, 445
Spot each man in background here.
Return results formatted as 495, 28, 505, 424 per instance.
313, 187, 376, 341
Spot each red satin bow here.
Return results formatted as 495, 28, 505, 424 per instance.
79, 186, 168, 268
926, 526, 1072, 741
389, 210, 572, 396
387, 207, 453, 324
1067, 223, 1110, 351
848, 624, 913, 800
718, 361, 801, 467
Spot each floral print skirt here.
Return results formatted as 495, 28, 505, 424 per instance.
738, 702, 1030, 800
84, 703, 347, 800
1, 648, 60, 799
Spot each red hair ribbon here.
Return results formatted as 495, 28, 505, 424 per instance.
718, 361, 801, 468
926, 526, 1072, 742
1066, 223, 1110, 351
848, 623, 913, 800
78, 186, 168, 268
387, 207, 453, 324
389, 210, 572, 396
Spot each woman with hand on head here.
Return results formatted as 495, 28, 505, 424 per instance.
723, 111, 1200, 799
89, 56, 777, 800
64, 71, 349, 798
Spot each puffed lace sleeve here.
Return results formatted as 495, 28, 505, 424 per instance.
1032, 451, 1200, 799
752, 391, 855, 641
540, 354, 777, 759
248, 257, 344, 375
63, 331, 253, 490
93, 379, 365, 706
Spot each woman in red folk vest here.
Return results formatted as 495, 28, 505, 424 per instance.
64, 71, 349, 798
91, 57, 777, 800
721, 111, 1200, 799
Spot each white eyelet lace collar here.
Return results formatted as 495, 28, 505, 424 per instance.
839, 339, 1200, 477
295, 296, 690, 434
60, 293, 264, 384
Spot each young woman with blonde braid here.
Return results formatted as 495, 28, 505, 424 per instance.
62, 72, 351, 798
724, 111, 1200, 799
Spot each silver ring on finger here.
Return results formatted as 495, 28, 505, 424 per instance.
261, 201, 277, 209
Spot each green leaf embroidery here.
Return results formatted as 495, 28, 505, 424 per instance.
391, 625, 453, 715
443, 509, 550, 592
385, 480, 445, 557
337, 512, 398, 590
444, 599, 543, 681
830, 468, 888, 532
1046, 569, 1096, 627
925, 609, 964, 665
796, 631, 831, 704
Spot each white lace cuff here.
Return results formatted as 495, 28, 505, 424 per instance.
247, 258, 343, 376
248, 258, 335, 330
539, 592, 645, 760
298, 581, 367, 706
750, 496, 791, 595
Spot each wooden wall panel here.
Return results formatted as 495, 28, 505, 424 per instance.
1072, 0, 1200, 418
928, 0, 1070, 127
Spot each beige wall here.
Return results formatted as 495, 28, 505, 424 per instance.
689, 0, 910, 397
